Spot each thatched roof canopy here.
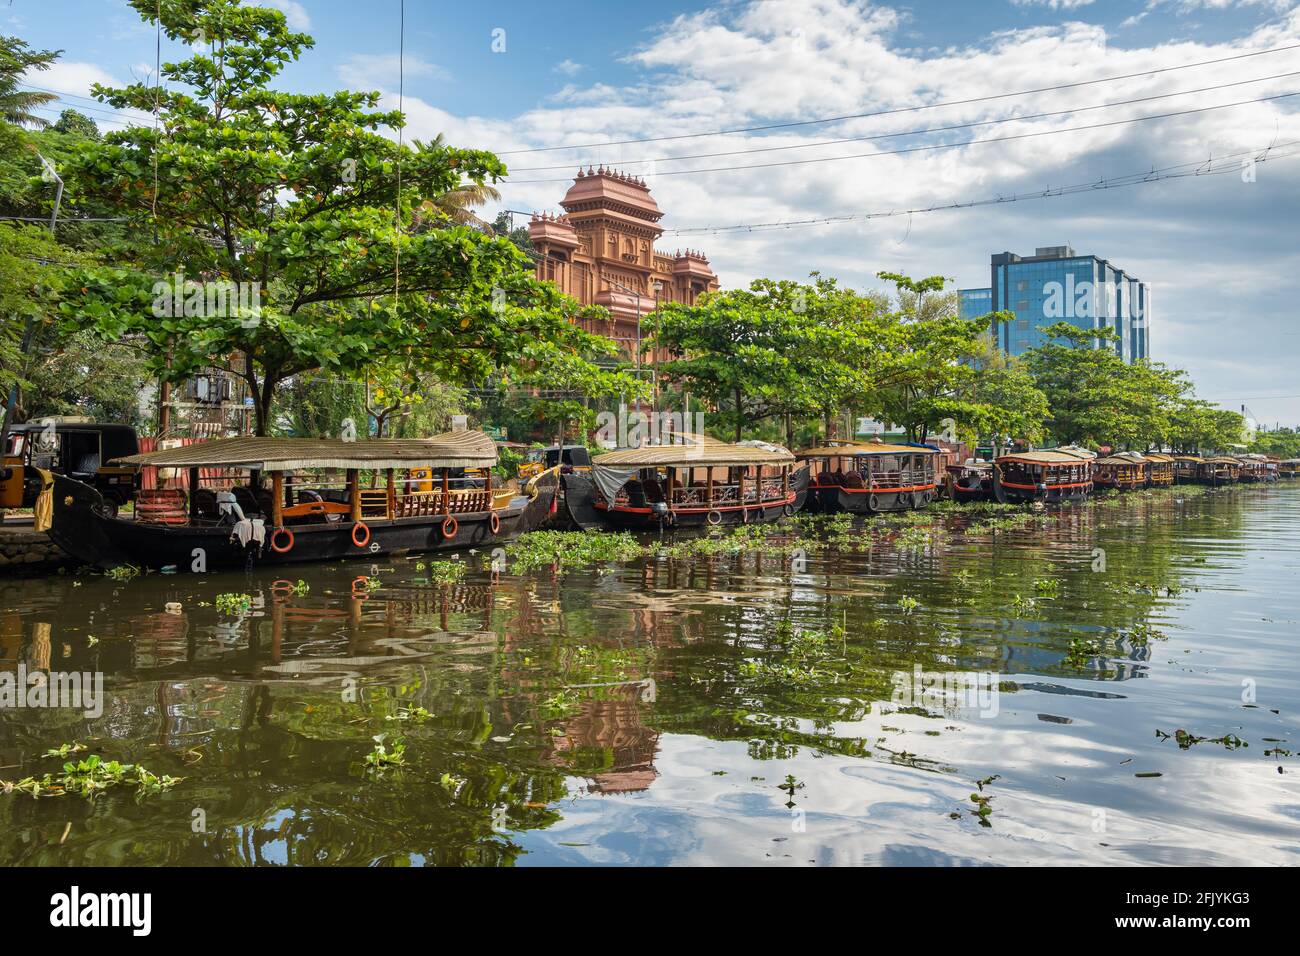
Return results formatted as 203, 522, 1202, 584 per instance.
114, 432, 498, 471
593, 433, 793, 469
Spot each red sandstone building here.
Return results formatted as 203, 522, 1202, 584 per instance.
528, 167, 719, 360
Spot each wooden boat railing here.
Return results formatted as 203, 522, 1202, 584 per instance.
137, 483, 495, 526
865, 467, 936, 491
813, 468, 935, 490
609, 479, 789, 509
395, 490, 492, 517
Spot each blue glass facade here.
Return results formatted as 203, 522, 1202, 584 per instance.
986, 246, 1149, 362
959, 287, 992, 321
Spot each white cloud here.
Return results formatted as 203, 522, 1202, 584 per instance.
1011, 0, 1096, 9
554, 58, 585, 77
386, 0, 1300, 421
30, 60, 125, 98
338, 53, 450, 90
262, 0, 312, 31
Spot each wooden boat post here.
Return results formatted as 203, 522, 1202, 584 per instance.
271, 471, 285, 528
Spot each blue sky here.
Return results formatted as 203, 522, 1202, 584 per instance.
9, 0, 1300, 426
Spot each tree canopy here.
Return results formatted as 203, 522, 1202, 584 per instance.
55, 0, 640, 435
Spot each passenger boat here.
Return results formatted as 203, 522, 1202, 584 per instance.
1234, 454, 1276, 483
1144, 453, 1176, 487
1092, 452, 1149, 491
561, 434, 808, 530
798, 441, 941, 513
1204, 456, 1242, 485
1280, 459, 1300, 479
1172, 455, 1205, 484
945, 459, 995, 502
992, 448, 1094, 504
47, 432, 558, 571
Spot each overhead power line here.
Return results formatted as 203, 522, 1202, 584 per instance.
658, 141, 1300, 236
22, 87, 157, 124
510, 91, 1300, 183
497, 41, 1300, 155
512, 69, 1300, 172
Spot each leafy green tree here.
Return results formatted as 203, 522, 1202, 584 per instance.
0, 222, 92, 420
50, 108, 99, 140
746, 275, 895, 444
1250, 426, 1300, 459
19, 329, 150, 424
0, 35, 58, 127
961, 338, 1050, 455
1022, 323, 1135, 445
867, 272, 991, 444
652, 275, 894, 444
58, 0, 640, 435
652, 288, 808, 441
491, 211, 534, 256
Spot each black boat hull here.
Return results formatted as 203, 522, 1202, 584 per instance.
992, 469, 1091, 504
805, 482, 937, 514
48, 472, 558, 571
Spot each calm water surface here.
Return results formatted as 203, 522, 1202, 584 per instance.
2, 486, 1298, 866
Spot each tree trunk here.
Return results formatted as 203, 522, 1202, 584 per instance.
733, 387, 743, 442
255, 377, 275, 437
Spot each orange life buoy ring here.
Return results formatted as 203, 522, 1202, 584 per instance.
270, 528, 294, 553
352, 576, 370, 594
489, 511, 501, 534
441, 515, 458, 539
351, 522, 370, 548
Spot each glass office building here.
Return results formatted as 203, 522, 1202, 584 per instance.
959, 287, 992, 322
975, 246, 1149, 362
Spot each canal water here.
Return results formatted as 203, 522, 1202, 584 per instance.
1, 485, 1297, 865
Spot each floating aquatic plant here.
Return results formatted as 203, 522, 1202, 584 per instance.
425, 560, 466, 585
1, 751, 182, 800
214, 592, 253, 615
363, 734, 406, 772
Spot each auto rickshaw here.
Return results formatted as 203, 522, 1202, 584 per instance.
517, 444, 593, 480
1, 420, 141, 516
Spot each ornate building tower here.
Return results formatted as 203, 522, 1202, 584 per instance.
528, 167, 719, 360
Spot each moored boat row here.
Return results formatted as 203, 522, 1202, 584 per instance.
39, 426, 1296, 573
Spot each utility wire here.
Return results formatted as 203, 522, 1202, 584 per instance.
510, 91, 1300, 183
497, 41, 1300, 154
512, 69, 1300, 172
27, 97, 154, 124
18, 83, 157, 121
660, 141, 1300, 236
